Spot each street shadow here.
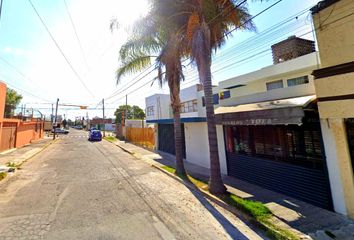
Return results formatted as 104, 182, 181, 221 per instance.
178, 177, 262, 240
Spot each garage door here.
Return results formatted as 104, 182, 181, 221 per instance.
158, 124, 186, 158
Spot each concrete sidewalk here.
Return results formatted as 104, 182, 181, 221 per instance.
0, 137, 53, 167
112, 139, 354, 239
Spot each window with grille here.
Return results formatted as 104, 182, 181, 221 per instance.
287, 76, 309, 87
180, 99, 198, 113
266, 80, 284, 91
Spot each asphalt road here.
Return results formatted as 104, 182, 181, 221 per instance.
0, 129, 266, 240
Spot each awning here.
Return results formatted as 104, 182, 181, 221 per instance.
215, 95, 316, 125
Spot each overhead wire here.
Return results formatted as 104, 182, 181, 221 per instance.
63, 0, 90, 69
104, 0, 251, 103
105, 0, 287, 103
28, 0, 95, 98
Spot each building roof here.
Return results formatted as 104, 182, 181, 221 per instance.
310, 0, 340, 14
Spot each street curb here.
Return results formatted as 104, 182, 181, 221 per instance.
108, 139, 306, 240
104, 139, 135, 155
151, 164, 306, 240
20, 139, 58, 165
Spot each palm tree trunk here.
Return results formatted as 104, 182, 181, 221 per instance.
193, 23, 226, 195
203, 64, 226, 195
172, 101, 186, 176
168, 68, 186, 176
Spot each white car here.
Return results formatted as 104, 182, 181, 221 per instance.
51, 128, 69, 134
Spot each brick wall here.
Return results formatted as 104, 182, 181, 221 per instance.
271, 36, 315, 64
0, 81, 45, 152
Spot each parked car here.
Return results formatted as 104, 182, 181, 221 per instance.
89, 130, 102, 141
52, 128, 69, 134
88, 127, 97, 132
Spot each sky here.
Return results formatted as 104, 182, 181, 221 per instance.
0, 0, 320, 120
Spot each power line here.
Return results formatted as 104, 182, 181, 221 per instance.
28, 0, 95, 98
2, 80, 52, 103
105, 66, 157, 101
223, 0, 284, 38
104, 0, 249, 102
63, 0, 89, 69
106, 0, 286, 103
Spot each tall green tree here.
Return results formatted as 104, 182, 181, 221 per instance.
113, 6, 187, 175
114, 104, 145, 124
5, 88, 22, 118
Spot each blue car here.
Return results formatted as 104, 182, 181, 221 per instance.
89, 130, 102, 141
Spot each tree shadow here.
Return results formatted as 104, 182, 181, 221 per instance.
178, 177, 264, 240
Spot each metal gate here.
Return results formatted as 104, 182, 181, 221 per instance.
0, 125, 16, 151
224, 123, 333, 210
158, 124, 186, 158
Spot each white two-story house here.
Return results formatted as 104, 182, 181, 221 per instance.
146, 36, 334, 211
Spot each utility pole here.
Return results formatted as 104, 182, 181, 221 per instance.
86, 112, 89, 130
125, 94, 128, 126
51, 103, 54, 123
102, 98, 105, 137
53, 98, 59, 140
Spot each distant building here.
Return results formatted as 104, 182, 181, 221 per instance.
89, 118, 115, 131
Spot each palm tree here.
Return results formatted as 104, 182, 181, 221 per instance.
178, 0, 254, 194
113, 9, 187, 175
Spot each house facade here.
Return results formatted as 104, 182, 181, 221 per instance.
311, 0, 354, 217
146, 85, 207, 162
145, 33, 353, 212
213, 45, 334, 210
89, 118, 115, 131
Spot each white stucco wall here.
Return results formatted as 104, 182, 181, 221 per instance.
219, 52, 319, 89
320, 119, 347, 215
184, 122, 228, 175
184, 122, 210, 169
216, 124, 227, 175
145, 94, 171, 120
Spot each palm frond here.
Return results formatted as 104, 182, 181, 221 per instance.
119, 36, 162, 62
116, 54, 152, 84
